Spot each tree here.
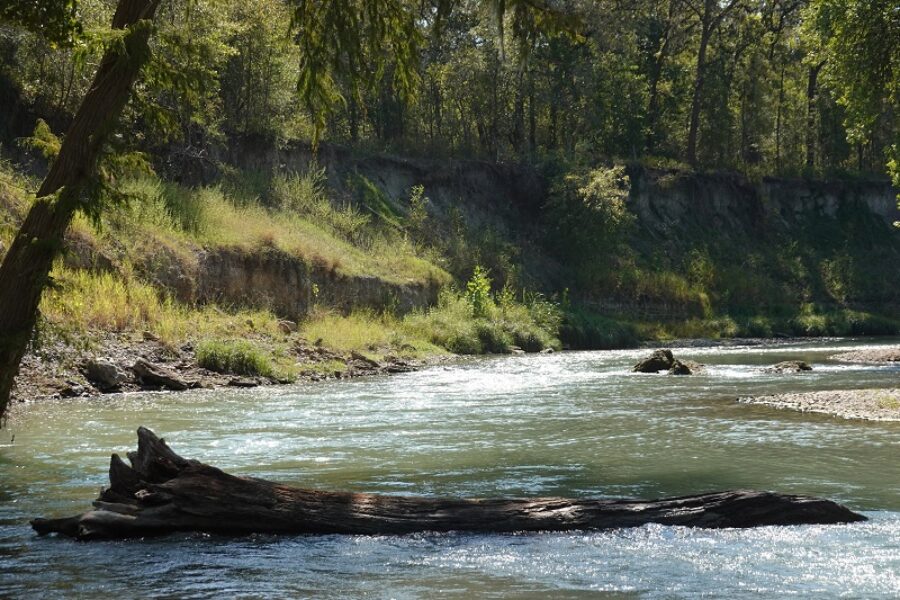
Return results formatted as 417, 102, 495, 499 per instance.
0, 0, 163, 420
683, 0, 746, 165
0, 0, 422, 421
809, 0, 898, 170
640, 0, 691, 156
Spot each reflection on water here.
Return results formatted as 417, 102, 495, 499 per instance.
1, 338, 899, 597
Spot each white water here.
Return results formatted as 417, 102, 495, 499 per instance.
1, 338, 899, 597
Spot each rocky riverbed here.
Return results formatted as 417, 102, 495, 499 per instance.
739, 388, 900, 421
831, 347, 900, 364
12, 330, 429, 403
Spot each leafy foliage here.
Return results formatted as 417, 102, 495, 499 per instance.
465, 265, 494, 318
0, 0, 81, 45
289, 0, 422, 143
4, 0, 895, 178
544, 165, 633, 274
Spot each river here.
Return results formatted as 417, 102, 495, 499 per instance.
1, 338, 899, 597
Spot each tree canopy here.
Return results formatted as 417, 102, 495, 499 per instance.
2, 0, 896, 179
0, 0, 81, 44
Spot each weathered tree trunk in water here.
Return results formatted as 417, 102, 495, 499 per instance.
0, 0, 162, 421
32, 428, 866, 541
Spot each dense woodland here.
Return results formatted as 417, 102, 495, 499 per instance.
2, 0, 898, 178
0, 0, 898, 421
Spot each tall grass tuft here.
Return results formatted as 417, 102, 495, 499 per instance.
196, 340, 275, 377
272, 167, 371, 245
41, 268, 165, 332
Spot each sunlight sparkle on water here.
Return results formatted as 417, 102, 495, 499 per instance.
1, 338, 899, 597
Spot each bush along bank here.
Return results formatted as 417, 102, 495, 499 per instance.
1, 158, 560, 403
13, 261, 562, 402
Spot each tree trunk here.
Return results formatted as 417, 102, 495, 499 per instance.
527, 68, 536, 152
645, 0, 676, 155
512, 68, 525, 152
685, 20, 711, 166
0, 0, 162, 421
805, 61, 825, 170
31, 427, 866, 541
774, 63, 783, 168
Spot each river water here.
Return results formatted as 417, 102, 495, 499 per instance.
1, 339, 899, 598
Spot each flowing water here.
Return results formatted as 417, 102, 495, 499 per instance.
1, 338, 899, 598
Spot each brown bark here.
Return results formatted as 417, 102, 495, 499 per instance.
685, 7, 712, 165
684, 0, 742, 165
805, 60, 826, 170
0, 0, 162, 421
32, 427, 866, 541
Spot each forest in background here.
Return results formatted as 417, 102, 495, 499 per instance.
2, 0, 898, 179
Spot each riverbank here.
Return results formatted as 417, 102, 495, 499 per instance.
723, 346, 899, 421
14, 278, 560, 403
13, 327, 440, 404
739, 388, 900, 422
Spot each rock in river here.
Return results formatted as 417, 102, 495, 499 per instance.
633, 349, 675, 373
764, 360, 813, 373
668, 360, 693, 375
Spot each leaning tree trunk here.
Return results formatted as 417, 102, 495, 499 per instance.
0, 0, 162, 421
31, 427, 866, 540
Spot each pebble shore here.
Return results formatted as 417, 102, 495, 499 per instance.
740, 388, 900, 421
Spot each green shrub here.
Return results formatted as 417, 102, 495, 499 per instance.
161, 183, 209, 234
544, 165, 633, 267
404, 287, 561, 354
404, 292, 483, 354
739, 316, 775, 338
465, 265, 494, 318
475, 320, 514, 353
787, 308, 900, 337
196, 340, 275, 377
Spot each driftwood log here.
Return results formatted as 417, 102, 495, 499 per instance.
32, 427, 866, 540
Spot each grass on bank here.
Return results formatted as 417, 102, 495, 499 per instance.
301, 310, 444, 359
196, 340, 276, 378
114, 172, 449, 286
404, 288, 562, 354
7, 158, 899, 366
36, 262, 563, 384
632, 307, 900, 341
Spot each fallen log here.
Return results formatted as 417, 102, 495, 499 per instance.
32, 427, 866, 540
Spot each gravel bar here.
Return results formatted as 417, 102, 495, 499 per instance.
739, 388, 900, 421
